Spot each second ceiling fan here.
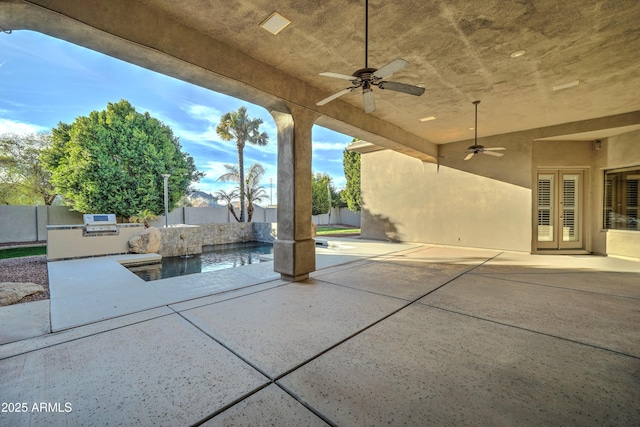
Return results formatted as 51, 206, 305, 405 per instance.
464, 100, 505, 160
316, 0, 425, 113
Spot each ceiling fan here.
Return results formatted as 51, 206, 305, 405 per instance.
464, 100, 505, 160
315, 0, 425, 113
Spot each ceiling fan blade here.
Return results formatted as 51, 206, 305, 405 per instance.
363, 89, 376, 113
373, 58, 409, 79
484, 147, 506, 151
464, 152, 475, 161
378, 81, 425, 96
316, 87, 356, 106
319, 72, 357, 81
483, 150, 504, 157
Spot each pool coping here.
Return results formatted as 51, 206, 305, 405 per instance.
48, 253, 282, 332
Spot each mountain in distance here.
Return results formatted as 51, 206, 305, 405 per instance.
185, 190, 220, 207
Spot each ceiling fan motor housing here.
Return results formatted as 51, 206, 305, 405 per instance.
353, 68, 377, 80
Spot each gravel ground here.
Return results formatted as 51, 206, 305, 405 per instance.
0, 255, 50, 304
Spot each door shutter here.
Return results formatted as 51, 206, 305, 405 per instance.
562, 175, 578, 242
537, 175, 554, 242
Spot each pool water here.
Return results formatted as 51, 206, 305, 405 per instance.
128, 241, 274, 282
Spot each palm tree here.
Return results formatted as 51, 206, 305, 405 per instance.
218, 163, 267, 222
244, 164, 267, 222
216, 106, 269, 222
214, 188, 241, 222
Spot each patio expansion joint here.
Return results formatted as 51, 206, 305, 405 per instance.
177, 254, 502, 426
312, 277, 417, 302
419, 303, 640, 361
173, 309, 338, 427
272, 253, 504, 381
468, 273, 640, 301
311, 252, 502, 304
0, 309, 177, 361
167, 278, 289, 311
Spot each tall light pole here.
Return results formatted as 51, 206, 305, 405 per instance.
270, 177, 273, 206
161, 174, 170, 228
327, 180, 332, 225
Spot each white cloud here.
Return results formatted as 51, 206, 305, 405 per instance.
199, 181, 238, 199
177, 125, 221, 147
313, 141, 347, 151
333, 176, 346, 189
0, 118, 48, 135
181, 103, 223, 123
201, 160, 236, 179
149, 113, 226, 150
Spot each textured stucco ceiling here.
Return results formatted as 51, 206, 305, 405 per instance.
135, 0, 640, 144
3, 0, 640, 148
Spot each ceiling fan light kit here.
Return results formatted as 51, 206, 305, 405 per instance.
316, 0, 425, 113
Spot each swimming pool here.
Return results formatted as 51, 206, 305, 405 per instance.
127, 241, 274, 281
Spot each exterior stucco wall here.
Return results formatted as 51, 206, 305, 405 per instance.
47, 224, 145, 260
361, 150, 532, 252
592, 129, 640, 259
361, 129, 639, 258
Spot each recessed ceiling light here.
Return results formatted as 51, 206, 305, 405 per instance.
419, 116, 436, 122
553, 80, 580, 91
260, 12, 291, 35
510, 50, 526, 58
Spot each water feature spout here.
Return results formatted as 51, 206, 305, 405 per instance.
180, 233, 193, 258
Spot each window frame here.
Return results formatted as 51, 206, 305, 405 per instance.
603, 166, 640, 231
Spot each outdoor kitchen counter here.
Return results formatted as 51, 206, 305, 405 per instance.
47, 224, 145, 261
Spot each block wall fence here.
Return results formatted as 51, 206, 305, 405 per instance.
0, 205, 360, 244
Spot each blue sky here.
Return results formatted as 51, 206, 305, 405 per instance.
0, 30, 354, 202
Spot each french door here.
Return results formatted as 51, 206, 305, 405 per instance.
536, 169, 584, 250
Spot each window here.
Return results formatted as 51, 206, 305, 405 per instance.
604, 167, 640, 231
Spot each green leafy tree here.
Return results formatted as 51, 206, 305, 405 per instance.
217, 162, 267, 222
0, 132, 56, 205
342, 145, 361, 212
216, 106, 269, 222
41, 100, 203, 218
311, 172, 331, 216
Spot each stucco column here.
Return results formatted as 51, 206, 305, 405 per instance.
271, 106, 318, 281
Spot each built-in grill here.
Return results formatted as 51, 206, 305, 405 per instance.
83, 213, 118, 235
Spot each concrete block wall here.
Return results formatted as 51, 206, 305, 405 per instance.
38, 206, 84, 241
0, 205, 38, 243
312, 207, 361, 227
0, 205, 358, 244
184, 207, 229, 224
149, 208, 185, 229
1, 205, 83, 244
251, 207, 277, 223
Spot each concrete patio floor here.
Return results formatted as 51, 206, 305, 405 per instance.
1, 241, 639, 426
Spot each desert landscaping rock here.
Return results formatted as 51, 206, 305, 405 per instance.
0, 255, 49, 304
0, 282, 45, 306
129, 226, 161, 254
